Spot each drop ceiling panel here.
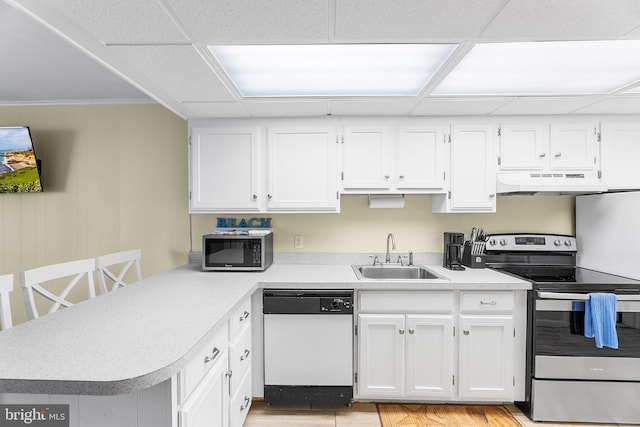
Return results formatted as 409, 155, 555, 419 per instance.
331, 100, 419, 116
109, 45, 236, 103
411, 98, 511, 116
481, 0, 640, 40
334, 0, 506, 41
164, 0, 330, 43
573, 96, 640, 114
245, 101, 329, 117
492, 97, 604, 115
44, 0, 188, 43
0, 1, 149, 103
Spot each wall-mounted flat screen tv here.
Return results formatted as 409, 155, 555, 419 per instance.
0, 126, 42, 193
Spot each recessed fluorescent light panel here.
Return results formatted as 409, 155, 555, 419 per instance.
432, 40, 640, 96
208, 44, 457, 97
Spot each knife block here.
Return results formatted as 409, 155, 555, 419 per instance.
462, 241, 486, 268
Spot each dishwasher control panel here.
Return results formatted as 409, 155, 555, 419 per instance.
320, 297, 352, 313
263, 290, 353, 314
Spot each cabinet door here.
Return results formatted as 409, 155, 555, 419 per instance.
189, 127, 260, 212
458, 315, 513, 401
405, 315, 453, 399
357, 314, 404, 398
499, 123, 547, 170
396, 126, 445, 189
343, 126, 392, 189
266, 127, 338, 211
179, 352, 229, 427
549, 122, 598, 170
449, 124, 496, 211
600, 122, 640, 190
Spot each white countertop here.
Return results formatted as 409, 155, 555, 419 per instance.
0, 263, 529, 396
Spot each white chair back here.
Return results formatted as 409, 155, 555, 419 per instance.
21, 258, 97, 320
95, 249, 142, 293
0, 274, 14, 330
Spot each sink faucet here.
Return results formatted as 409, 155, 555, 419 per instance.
385, 233, 396, 263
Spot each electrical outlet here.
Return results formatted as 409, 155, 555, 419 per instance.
294, 235, 303, 249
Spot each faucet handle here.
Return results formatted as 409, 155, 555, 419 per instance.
408, 250, 414, 266
369, 255, 379, 266
396, 255, 408, 266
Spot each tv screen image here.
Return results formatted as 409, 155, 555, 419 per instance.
0, 126, 42, 193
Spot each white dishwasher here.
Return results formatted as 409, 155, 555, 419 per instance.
263, 289, 353, 405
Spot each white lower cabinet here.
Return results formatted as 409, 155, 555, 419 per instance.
179, 351, 230, 427
357, 290, 518, 403
357, 292, 454, 401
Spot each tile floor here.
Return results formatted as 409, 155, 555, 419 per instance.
245, 400, 640, 427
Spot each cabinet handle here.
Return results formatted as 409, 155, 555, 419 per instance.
384, 175, 390, 180
463, 330, 470, 335
408, 328, 415, 334
240, 348, 251, 361
539, 152, 546, 158
554, 152, 562, 158
399, 329, 405, 335
240, 396, 251, 411
252, 194, 257, 200
488, 194, 495, 198
267, 194, 272, 199
240, 310, 250, 322
204, 347, 221, 364
399, 175, 405, 179
480, 300, 498, 305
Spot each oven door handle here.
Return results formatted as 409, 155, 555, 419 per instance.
537, 291, 640, 301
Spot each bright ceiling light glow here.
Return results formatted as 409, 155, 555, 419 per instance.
208, 44, 457, 97
433, 40, 640, 96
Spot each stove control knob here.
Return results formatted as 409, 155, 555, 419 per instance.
564, 240, 572, 247
488, 239, 496, 246
554, 240, 562, 246
499, 239, 508, 246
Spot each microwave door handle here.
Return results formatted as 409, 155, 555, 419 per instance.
537, 291, 640, 301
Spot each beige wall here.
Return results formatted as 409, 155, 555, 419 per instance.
191, 194, 575, 253
0, 104, 190, 325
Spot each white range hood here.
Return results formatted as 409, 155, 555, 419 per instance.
496, 172, 608, 195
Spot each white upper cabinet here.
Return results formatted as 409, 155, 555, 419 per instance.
498, 120, 599, 172
266, 126, 339, 212
600, 121, 640, 190
189, 126, 261, 213
498, 122, 548, 170
342, 125, 392, 190
433, 123, 496, 213
341, 120, 446, 193
549, 121, 598, 170
189, 119, 340, 213
396, 125, 446, 190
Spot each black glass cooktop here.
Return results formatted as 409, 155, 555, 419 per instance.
492, 265, 640, 292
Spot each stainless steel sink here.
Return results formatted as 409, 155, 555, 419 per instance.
352, 264, 447, 280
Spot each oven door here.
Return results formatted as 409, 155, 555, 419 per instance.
534, 291, 640, 381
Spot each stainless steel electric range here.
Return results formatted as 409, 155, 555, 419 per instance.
485, 233, 640, 424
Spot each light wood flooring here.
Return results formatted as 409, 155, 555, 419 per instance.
245, 401, 640, 427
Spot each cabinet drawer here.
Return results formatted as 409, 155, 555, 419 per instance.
230, 297, 252, 338
460, 291, 514, 313
230, 323, 252, 396
359, 291, 454, 313
178, 323, 229, 405
230, 371, 252, 427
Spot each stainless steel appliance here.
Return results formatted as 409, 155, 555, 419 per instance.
443, 232, 465, 271
486, 233, 640, 424
202, 229, 273, 271
263, 289, 353, 405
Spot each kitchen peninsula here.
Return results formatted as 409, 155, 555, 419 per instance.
0, 261, 529, 427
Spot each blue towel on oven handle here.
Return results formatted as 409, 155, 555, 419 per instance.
584, 292, 618, 349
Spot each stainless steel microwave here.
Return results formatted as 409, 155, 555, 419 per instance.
202, 230, 273, 271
